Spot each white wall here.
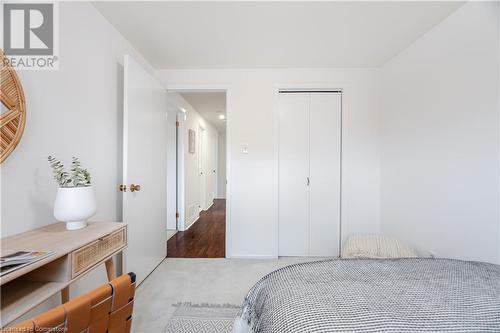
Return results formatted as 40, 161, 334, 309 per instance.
166, 92, 219, 230
217, 132, 227, 199
0, 2, 155, 320
158, 69, 382, 258
380, 2, 500, 263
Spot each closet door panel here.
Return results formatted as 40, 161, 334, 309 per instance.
309, 93, 341, 256
278, 93, 310, 256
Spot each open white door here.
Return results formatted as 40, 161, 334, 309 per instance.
207, 131, 217, 206
123, 55, 167, 285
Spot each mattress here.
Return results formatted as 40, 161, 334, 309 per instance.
235, 258, 500, 332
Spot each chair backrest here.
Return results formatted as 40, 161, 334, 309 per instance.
3, 272, 136, 333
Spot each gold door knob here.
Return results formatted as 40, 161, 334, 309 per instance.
119, 184, 127, 192
130, 184, 141, 192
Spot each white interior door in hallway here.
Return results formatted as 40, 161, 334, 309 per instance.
198, 125, 206, 212
205, 130, 217, 208
278, 92, 341, 257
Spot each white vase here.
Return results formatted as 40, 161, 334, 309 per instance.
54, 186, 97, 230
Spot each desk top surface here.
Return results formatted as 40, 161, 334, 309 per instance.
0, 222, 126, 285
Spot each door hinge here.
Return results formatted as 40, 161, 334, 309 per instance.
176, 212, 180, 219
176, 121, 180, 127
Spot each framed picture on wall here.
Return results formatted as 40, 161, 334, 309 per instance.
189, 129, 196, 154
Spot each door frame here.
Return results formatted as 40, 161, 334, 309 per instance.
167, 85, 231, 258
274, 85, 346, 258
176, 109, 186, 231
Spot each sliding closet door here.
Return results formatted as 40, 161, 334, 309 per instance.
278, 93, 310, 256
309, 93, 341, 256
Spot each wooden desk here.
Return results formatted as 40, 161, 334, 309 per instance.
0, 222, 127, 327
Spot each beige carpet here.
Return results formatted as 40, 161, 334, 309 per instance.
163, 303, 240, 333
132, 257, 319, 332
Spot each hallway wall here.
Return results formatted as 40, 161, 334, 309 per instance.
167, 92, 219, 230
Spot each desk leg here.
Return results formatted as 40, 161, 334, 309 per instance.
61, 286, 70, 304
105, 257, 116, 280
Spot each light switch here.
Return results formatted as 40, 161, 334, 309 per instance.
242, 144, 249, 154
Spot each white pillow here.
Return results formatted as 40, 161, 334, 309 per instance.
342, 234, 418, 259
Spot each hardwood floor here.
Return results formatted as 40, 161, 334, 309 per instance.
167, 199, 225, 258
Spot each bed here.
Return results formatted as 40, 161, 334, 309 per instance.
233, 258, 500, 332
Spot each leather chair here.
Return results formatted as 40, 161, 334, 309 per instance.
2, 272, 136, 333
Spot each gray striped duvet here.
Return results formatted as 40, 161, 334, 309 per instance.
238, 258, 500, 332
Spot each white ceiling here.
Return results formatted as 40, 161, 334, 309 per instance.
181, 92, 227, 133
93, 1, 463, 69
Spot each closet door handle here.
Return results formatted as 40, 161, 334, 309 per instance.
306, 177, 310, 186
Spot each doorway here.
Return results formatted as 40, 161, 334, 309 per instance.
166, 90, 227, 258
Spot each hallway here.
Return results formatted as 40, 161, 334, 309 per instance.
167, 199, 226, 258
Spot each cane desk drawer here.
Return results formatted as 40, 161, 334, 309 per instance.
71, 228, 126, 278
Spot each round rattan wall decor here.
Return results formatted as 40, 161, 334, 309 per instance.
0, 50, 26, 163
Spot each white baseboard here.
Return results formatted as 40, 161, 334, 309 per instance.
184, 215, 200, 231
227, 255, 278, 259
204, 201, 214, 211
166, 229, 178, 240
